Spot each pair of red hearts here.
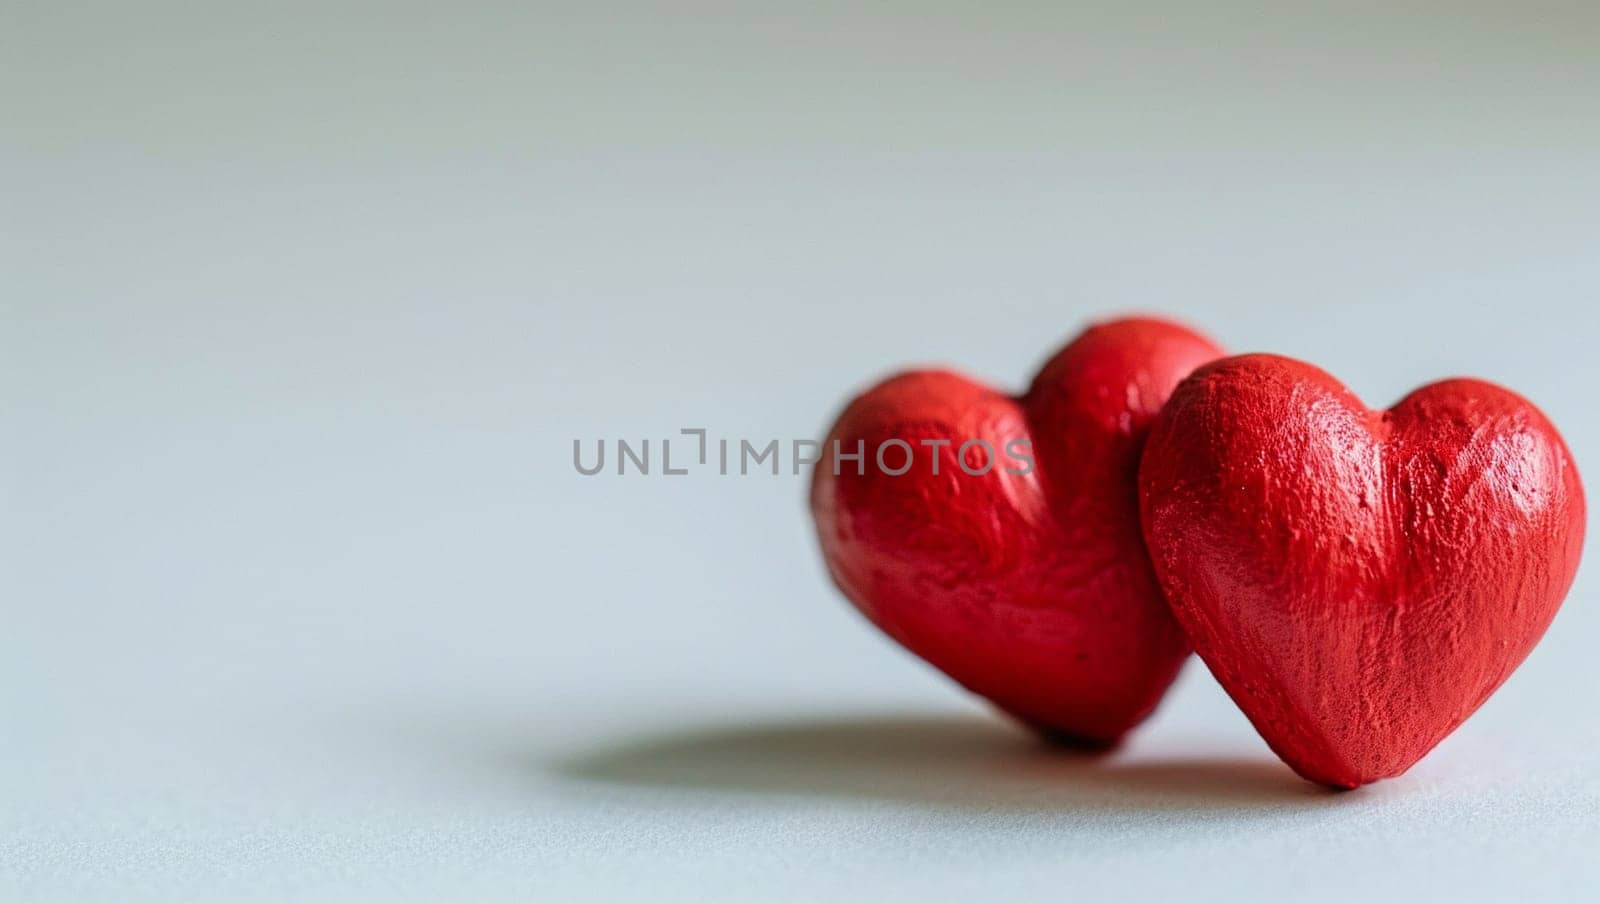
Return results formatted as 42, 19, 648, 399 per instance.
810, 317, 1584, 788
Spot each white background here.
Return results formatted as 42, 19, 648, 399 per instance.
7, 3, 1599, 901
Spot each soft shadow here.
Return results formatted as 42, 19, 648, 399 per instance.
556, 713, 1342, 814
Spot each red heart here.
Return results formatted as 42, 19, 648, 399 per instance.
1140, 354, 1586, 787
810, 318, 1224, 745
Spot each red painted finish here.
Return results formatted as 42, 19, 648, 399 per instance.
810, 318, 1225, 745
1140, 354, 1586, 788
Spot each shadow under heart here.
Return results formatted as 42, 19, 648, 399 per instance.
555, 713, 1347, 814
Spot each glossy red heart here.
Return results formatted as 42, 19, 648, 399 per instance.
810, 318, 1224, 745
1140, 354, 1586, 787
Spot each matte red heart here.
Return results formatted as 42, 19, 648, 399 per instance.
1139, 354, 1586, 787
810, 318, 1225, 745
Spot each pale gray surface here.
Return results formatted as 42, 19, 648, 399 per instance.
6, 3, 1600, 901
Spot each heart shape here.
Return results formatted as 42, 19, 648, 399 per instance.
1139, 354, 1586, 787
810, 318, 1224, 745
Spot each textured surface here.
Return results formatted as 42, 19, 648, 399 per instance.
1141, 356, 1585, 787
9, 2, 1600, 902
812, 319, 1222, 743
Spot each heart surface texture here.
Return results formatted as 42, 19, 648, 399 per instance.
810, 318, 1224, 745
1139, 354, 1586, 787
